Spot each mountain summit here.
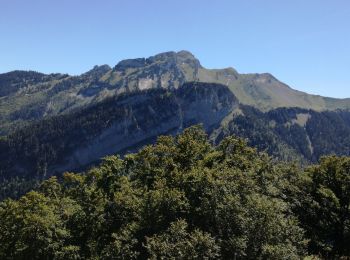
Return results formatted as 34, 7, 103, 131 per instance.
1, 50, 350, 136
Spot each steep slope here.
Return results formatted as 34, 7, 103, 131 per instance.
0, 82, 237, 181
0, 51, 200, 135
1, 50, 350, 135
2, 82, 350, 201
0, 71, 70, 134
213, 106, 350, 162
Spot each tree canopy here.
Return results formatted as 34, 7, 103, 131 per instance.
0, 125, 349, 259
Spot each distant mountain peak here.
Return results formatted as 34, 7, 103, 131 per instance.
3, 49, 350, 139
114, 50, 202, 71
175, 50, 202, 69
86, 64, 111, 73
148, 50, 199, 61
177, 50, 196, 57
114, 58, 147, 70
82, 64, 111, 79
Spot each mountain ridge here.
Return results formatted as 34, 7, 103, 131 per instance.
2, 50, 350, 137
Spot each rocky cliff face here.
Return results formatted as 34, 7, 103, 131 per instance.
1, 82, 237, 178
0, 51, 202, 135
108, 51, 201, 92
56, 82, 237, 173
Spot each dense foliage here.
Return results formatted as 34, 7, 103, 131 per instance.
1, 126, 349, 259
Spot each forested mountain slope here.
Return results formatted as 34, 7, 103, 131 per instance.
0, 82, 237, 184
2, 82, 350, 201
215, 106, 350, 162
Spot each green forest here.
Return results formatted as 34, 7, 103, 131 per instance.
3, 83, 350, 203
0, 126, 349, 259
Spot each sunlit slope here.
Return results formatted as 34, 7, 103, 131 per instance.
1, 50, 349, 135
196, 67, 350, 111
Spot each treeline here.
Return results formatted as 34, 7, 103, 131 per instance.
0, 126, 349, 259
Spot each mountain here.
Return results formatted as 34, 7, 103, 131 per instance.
2, 81, 350, 200
1, 52, 350, 258
0, 82, 236, 181
1, 50, 350, 135
2, 51, 350, 200
213, 105, 350, 162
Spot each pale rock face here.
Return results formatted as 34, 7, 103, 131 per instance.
138, 78, 155, 90
292, 113, 311, 127
50, 82, 238, 173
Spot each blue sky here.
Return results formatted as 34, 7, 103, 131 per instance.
1, 0, 349, 98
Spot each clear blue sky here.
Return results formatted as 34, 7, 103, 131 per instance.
1, 0, 349, 98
